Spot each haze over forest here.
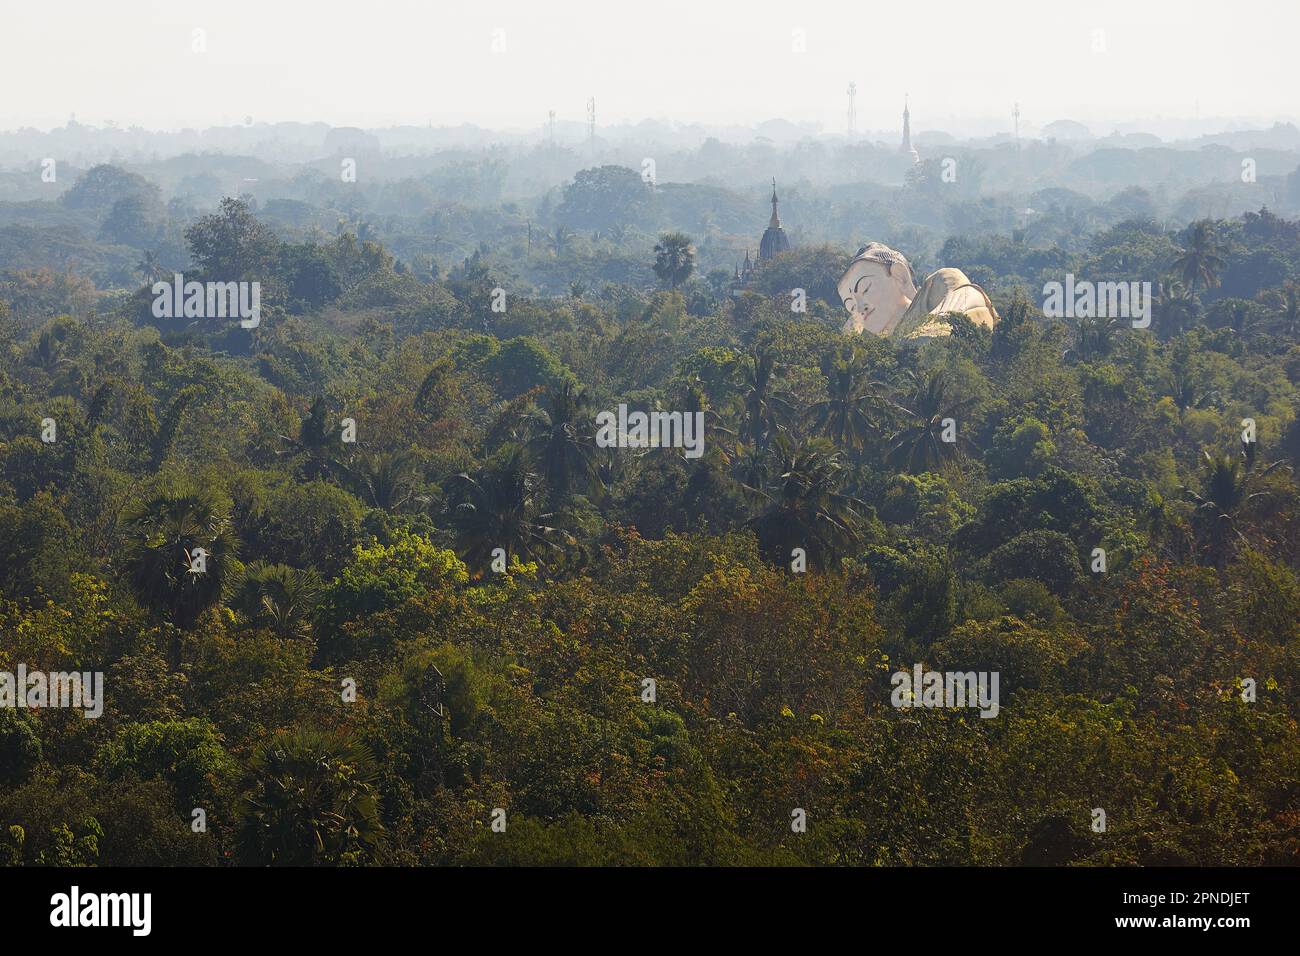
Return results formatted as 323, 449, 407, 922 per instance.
5, 110, 1300, 302
3, 0, 1300, 873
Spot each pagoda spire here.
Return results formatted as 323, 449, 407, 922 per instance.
768, 178, 781, 228
901, 95, 919, 163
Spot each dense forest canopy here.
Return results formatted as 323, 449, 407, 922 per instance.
2, 128, 1300, 866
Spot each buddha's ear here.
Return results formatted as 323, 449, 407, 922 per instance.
917, 272, 939, 307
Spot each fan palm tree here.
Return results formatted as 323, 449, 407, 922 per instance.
446, 446, 573, 574
232, 562, 321, 639
122, 487, 237, 630
524, 380, 600, 501
237, 727, 384, 866
744, 433, 866, 569
1173, 220, 1224, 293
885, 369, 977, 474
652, 232, 695, 290
1183, 449, 1291, 568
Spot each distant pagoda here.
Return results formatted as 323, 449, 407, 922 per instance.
732, 179, 791, 297
758, 179, 790, 260
901, 94, 919, 163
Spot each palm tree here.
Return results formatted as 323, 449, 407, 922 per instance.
808, 350, 884, 455
279, 396, 344, 481
884, 369, 977, 474
414, 358, 456, 421
1183, 449, 1291, 568
1214, 299, 1268, 339
1162, 350, 1219, 414
744, 433, 866, 569
1153, 276, 1197, 338
87, 378, 119, 428
1142, 491, 1196, 564
135, 250, 165, 284
31, 324, 77, 378
237, 727, 384, 866
1263, 281, 1300, 340
90, 383, 199, 472
549, 225, 574, 258
122, 487, 237, 630
524, 380, 599, 501
731, 440, 770, 491
148, 386, 199, 470
678, 380, 735, 462
731, 345, 796, 450
652, 232, 695, 290
1066, 314, 1124, 363
446, 446, 573, 574
232, 562, 321, 638
1173, 220, 1225, 293
340, 449, 423, 512
483, 388, 542, 452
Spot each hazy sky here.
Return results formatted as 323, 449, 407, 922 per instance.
2, 0, 1295, 134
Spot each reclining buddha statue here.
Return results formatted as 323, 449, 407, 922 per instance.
837, 242, 998, 340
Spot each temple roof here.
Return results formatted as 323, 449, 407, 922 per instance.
758, 179, 790, 260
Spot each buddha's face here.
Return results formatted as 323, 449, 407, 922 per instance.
838, 258, 911, 335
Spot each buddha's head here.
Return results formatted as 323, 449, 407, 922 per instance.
837, 242, 917, 335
